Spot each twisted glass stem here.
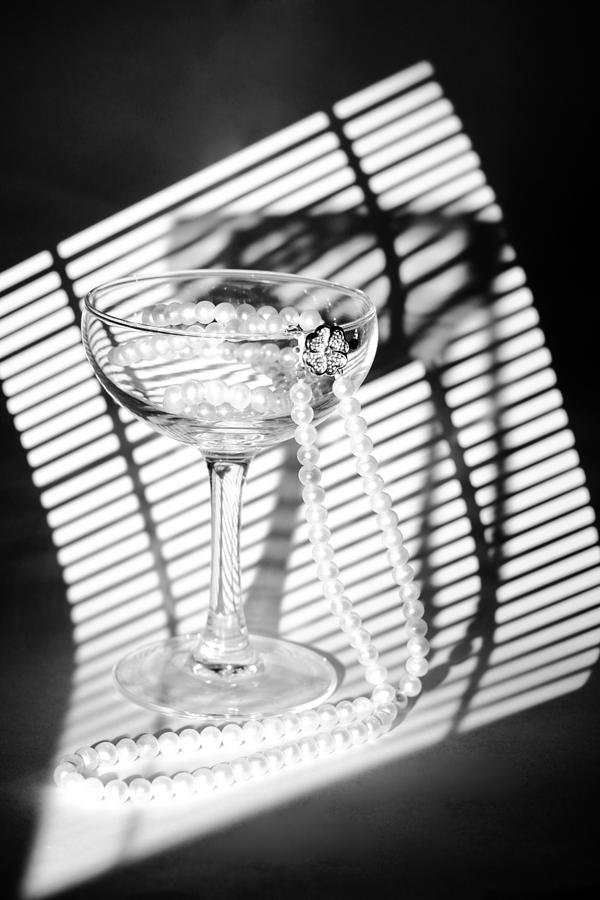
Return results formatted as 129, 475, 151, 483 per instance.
192, 456, 258, 672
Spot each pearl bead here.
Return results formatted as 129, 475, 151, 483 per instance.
335, 700, 356, 723
251, 387, 270, 414
339, 611, 361, 631
116, 738, 138, 763
248, 753, 270, 777
403, 598, 425, 618
199, 725, 223, 749
299, 466, 322, 486
299, 309, 323, 331
387, 545, 409, 566
331, 726, 352, 750
204, 379, 227, 405
308, 524, 331, 544
365, 716, 384, 740
265, 748, 286, 771
314, 732, 335, 755
95, 741, 119, 766
322, 578, 345, 598
344, 416, 368, 436
377, 701, 399, 722
404, 617, 428, 637
135, 734, 160, 759
157, 731, 181, 757
406, 656, 429, 677
104, 779, 129, 804
63, 770, 85, 792
297, 445, 319, 466
376, 510, 399, 531
350, 435, 373, 456
178, 728, 202, 753
371, 683, 397, 706
357, 644, 379, 665
317, 703, 339, 729
194, 767, 217, 791
180, 300, 196, 324
393, 565, 415, 586
164, 385, 185, 414
348, 721, 369, 744
407, 636, 430, 656
229, 758, 252, 781
152, 775, 175, 800
332, 376, 354, 398
195, 300, 215, 324
361, 474, 384, 495
280, 306, 300, 327
236, 303, 255, 321
291, 405, 314, 425
353, 696, 374, 719
401, 583, 422, 603
242, 719, 265, 744
221, 723, 244, 749
382, 530, 405, 549
74, 745, 100, 771
212, 763, 235, 787
298, 709, 320, 733
290, 382, 312, 404
329, 596, 352, 615
229, 383, 251, 410
339, 397, 361, 416
54, 761, 77, 786
316, 560, 338, 580
348, 627, 372, 649
298, 737, 318, 759
365, 663, 388, 685
173, 772, 196, 797
262, 717, 286, 741
356, 455, 378, 476
295, 424, 318, 446
280, 347, 298, 369
129, 777, 153, 802
282, 742, 302, 765
214, 302, 236, 324
398, 674, 422, 698
311, 541, 334, 562
167, 302, 183, 325
281, 714, 301, 736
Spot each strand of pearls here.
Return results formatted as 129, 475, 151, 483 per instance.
139, 298, 323, 337
54, 358, 429, 804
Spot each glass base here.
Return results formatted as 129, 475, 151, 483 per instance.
113, 633, 338, 720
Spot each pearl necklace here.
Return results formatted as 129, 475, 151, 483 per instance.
55, 308, 430, 804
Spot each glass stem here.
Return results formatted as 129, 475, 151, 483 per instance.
192, 455, 258, 673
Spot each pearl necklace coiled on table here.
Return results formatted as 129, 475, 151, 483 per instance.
54, 304, 430, 804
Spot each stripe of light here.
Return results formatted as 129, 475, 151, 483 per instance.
69, 133, 341, 294
356, 102, 459, 167
0, 325, 81, 381
0, 250, 53, 294
496, 578, 600, 631
58, 112, 330, 258
344, 80, 444, 141
0, 305, 74, 361
475, 448, 580, 509
39, 455, 128, 510
333, 60, 434, 119
0, 270, 62, 317
32, 434, 121, 489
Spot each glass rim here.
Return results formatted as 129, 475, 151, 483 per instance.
83, 268, 377, 336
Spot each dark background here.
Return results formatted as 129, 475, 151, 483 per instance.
1, 2, 599, 898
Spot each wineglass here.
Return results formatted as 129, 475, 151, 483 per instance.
81, 269, 377, 719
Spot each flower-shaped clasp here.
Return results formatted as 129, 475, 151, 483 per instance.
302, 323, 350, 376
